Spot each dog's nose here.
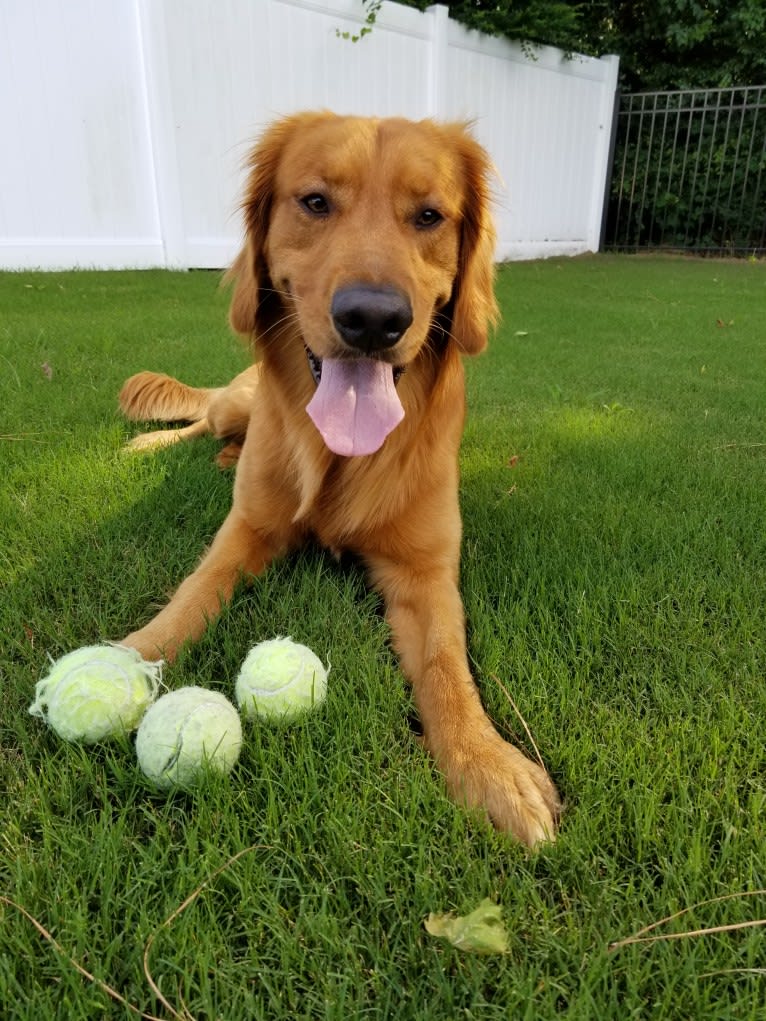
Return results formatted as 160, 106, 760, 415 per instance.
331, 285, 413, 353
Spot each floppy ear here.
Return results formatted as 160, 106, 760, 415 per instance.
450, 130, 499, 355
227, 113, 326, 340
226, 241, 260, 337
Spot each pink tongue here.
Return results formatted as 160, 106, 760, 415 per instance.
306, 358, 404, 457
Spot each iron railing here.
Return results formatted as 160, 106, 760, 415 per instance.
604, 86, 766, 255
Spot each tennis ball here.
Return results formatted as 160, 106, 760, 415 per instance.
136, 686, 242, 788
28, 644, 162, 743
235, 637, 328, 721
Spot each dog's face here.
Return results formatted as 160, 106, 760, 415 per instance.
232, 113, 497, 356
267, 115, 467, 366
229, 113, 498, 456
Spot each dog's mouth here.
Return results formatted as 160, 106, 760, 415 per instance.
304, 347, 406, 458
305, 346, 405, 387
305, 346, 324, 386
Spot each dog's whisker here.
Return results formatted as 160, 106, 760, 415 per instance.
431, 312, 459, 347
259, 285, 303, 304
256, 312, 303, 349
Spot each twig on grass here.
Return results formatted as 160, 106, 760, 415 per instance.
143, 843, 269, 1021
699, 968, 766, 979
489, 673, 546, 771
608, 889, 766, 952
0, 895, 164, 1020
1, 843, 269, 1021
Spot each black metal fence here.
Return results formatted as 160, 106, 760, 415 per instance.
603, 86, 766, 256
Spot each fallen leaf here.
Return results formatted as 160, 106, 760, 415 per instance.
424, 898, 509, 954
41, 362, 53, 380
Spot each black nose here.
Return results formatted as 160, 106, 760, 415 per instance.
331, 285, 413, 354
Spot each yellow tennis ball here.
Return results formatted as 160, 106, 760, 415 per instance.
235, 637, 328, 721
28, 644, 162, 743
136, 686, 242, 788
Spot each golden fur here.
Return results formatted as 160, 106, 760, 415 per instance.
119, 112, 560, 845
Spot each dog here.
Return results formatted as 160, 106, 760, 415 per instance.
119, 112, 560, 846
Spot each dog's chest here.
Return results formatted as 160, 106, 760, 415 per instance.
304, 454, 403, 551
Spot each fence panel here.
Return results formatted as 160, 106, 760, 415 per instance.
604, 86, 766, 255
442, 24, 618, 258
1, 0, 619, 269
141, 0, 438, 268
0, 0, 162, 269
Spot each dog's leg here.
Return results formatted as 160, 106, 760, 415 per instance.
370, 557, 560, 847
123, 418, 212, 453
206, 365, 260, 440
121, 510, 283, 662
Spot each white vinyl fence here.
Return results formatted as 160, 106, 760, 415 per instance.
0, 0, 619, 270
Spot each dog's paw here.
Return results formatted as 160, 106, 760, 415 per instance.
443, 734, 561, 847
120, 626, 171, 663
215, 442, 243, 469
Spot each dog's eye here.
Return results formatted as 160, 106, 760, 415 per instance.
415, 208, 443, 229
300, 193, 330, 216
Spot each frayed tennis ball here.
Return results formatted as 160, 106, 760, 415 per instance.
235, 637, 328, 721
136, 686, 242, 788
28, 644, 162, 743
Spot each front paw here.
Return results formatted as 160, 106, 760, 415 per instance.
121, 626, 173, 664
443, 734, 561, 847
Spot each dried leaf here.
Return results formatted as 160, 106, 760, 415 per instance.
424, 898, 509, 954
41, 362, 53, 380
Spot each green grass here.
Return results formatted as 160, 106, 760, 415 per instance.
1, 256, 765, 1019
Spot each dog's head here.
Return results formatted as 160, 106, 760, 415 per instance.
229, 112, 498, 455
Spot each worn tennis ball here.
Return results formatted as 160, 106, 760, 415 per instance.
235, 637, 328, 721
28, 644, 162, 743
136, 686, 242, 788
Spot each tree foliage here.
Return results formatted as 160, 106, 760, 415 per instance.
390, 1, 582, 53
387, 1, 766, 90
577, 0, 766, 90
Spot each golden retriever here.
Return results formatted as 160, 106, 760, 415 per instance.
119, 112, 560, 845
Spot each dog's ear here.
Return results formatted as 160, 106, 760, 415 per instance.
226, 241, 260, 337
449, 129, 499, 356
227, 113, 327, 339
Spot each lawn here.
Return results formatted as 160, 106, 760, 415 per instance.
1, 255, 765, 1019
